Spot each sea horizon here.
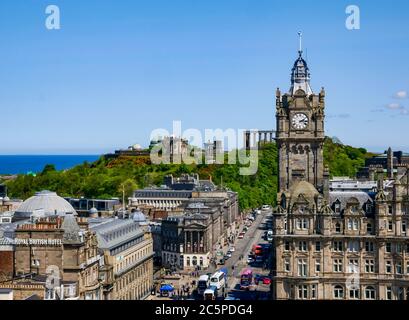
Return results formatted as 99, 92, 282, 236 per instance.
0, 155, 101, 175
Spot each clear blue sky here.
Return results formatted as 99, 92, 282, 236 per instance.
1, 0, 408, 154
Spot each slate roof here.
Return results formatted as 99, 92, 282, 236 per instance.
329, 191, 373, 210
90, 219, 144, 251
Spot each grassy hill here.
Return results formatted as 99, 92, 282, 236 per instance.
3, 138, 374, 210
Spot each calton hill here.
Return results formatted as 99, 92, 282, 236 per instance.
3, 137, 375, 210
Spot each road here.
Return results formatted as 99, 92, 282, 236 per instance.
203, 209, 273, 300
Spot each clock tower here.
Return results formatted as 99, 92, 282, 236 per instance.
275, 38, 328, 194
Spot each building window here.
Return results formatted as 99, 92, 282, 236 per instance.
348, 259, 359, 273
386, 286, 392, 300
285, 241, 291, 251
406, 261, 409, 274
333, 285, 344, 299
347, 218, 358, 230
298, 285, 308, 300
402, 221, 407, 234
386, 242, 392, 253
315, 241, 321, 252
365, 259, 375, 273
334, 201, 341, 213
333, 259, 343, 272
349, 288, 359, 299
366, 223, 372, 234
396, 261, 402, 274
398, 287, 404, 300
297, 259, 307, 277
297, 219, 308, 230
333, 241, 343, 252
298, 241, 307, 252
335, 223, 341, 233
388, 220, 393, 231
386, 261, 392, 274
347, 219, 352, 230
365, 241, 374, 252
348, 241, 359, 252
284, 259, 291, 272
388, 205, 393, 215
365, 286, 376, 300
315, 259, 321, 273
311, 284, 317, 299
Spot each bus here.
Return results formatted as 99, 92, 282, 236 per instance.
252, 244, 263, 256
204, 286, 218, 300
197, 275, 210, 295
210, 270, 226, 290
240, 268, 253, 290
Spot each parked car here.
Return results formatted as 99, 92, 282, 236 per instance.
218, 258, 226, 265
247, 256, 254, 264
229, 247, 235, 252
261, 205, 271, 211
238, 232, 245, 239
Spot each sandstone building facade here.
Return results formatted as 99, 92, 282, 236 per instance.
271, 45, 409, 300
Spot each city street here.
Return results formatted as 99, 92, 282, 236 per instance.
201, 208, 273, 300
150, 208, 274, 301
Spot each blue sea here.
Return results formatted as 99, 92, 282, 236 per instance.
0, 155, 100, 175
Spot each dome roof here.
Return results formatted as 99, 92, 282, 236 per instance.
15, 190, 77, 219
89, 207, 98, 214
132, 209, 146, 223
289, 181, 319, 205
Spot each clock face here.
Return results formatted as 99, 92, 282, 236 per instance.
292, 113, 309, 130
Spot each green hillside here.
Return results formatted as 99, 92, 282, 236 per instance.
3, 138, 374, 210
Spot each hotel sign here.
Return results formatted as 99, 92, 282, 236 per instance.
14, 238, 62, 246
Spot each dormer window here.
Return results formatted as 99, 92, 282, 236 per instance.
334, 200, 341, 214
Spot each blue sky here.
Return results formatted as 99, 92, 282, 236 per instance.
0, 0, 408, 154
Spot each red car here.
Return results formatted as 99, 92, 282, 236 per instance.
262, 277, 271, 285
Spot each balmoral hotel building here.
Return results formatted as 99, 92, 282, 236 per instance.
270, 43, 409, 300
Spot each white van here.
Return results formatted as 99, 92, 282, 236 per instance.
209, 271, 226, 290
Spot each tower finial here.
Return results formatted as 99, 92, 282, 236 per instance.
298, 31, 303, 56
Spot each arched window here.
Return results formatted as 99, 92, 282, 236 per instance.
199, 257, 204, 266
334, 285, 344, 299
365, 286, 376, 300
186, 257, 191, 267
192, 256, 198, 266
